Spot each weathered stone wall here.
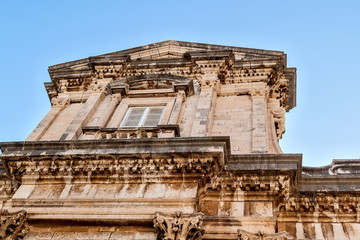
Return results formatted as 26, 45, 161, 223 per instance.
211, 95, 252, 154
39, 103, 82, 141
2, 41, 359, 240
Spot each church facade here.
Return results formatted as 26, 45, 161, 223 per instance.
1, 40, 359, 239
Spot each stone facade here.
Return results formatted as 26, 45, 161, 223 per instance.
0, 40, 359, 239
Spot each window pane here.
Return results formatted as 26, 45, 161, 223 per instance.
122, 108, 145, 127
143, 107, 164, 127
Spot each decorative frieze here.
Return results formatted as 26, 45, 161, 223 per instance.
201, 173, 290, 196
279, 193, 360, 215
1, 138, 227, 182
154, 211, 204, 240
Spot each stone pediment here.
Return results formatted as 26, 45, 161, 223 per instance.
45, 40, 296, 110
48, 40, 286, 74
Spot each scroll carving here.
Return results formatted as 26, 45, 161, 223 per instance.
271, 107, 286, 139
154, 211, 204, 240
238, 229, 290, 240
0, 210, 28, 240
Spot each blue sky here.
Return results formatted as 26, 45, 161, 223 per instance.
0, 1, 359, 166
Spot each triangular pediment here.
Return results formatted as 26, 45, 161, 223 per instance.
49, 40, 286, 72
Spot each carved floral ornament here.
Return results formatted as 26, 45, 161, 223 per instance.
0, 210, 28, 240
153, 211, 204, 240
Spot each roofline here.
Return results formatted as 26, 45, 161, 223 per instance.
48, 40, 285, 70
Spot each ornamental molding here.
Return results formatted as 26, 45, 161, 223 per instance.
0, 138, 228, 182
238, 229, 290, 240
0, 210, 28, 240
202, 174, 290, 195
108, 74, 195, 97
279, 193, 360, 214
154, 211, 204, 240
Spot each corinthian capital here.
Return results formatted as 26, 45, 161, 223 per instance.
154, 211, 204, 240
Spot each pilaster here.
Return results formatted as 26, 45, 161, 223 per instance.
61, 93, 104, 140
249, 88, 268, 153
168, 91, 185, 125
26, 100, 68, 141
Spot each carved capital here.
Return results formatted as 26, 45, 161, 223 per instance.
154, 211, 204, 240
51, 97, 70, 107
176, 90, 186, 102
110, 93, 122, 103
0, 176, 20, 198
90, 80, 107, 92
248, 88, 268, 97
0, 210, 28, 240
238, 229, 290, 240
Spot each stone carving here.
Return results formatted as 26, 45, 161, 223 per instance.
94, 65, 123, 79
201, 174, 291, 203
50, 97, 70, 107
5, 153, 222, 182
90, 79, 107, 92
58, 79, 68, 93
271, 107, 286, 139
248, 88, 268, 97
198, 79, 219, 89
108, 74, 194, 96
0, 210, 28, 240
0, 176, 19, 198
269, 76, 289, 110
154, 211, 204, 240
279, 193, 360, 214
238, 229, 290, 240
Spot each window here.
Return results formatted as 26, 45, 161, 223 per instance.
120, 106, 165, 127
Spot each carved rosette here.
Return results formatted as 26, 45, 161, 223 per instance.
0, 210, 28, 240
154, 211, 204, 240
238, 229, 290, 240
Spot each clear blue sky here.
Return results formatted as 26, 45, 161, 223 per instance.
0, 1, 359, 166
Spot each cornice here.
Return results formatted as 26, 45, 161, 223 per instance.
44, 40, 296, 110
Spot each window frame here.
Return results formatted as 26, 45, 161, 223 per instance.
105, 97, 177, 129
120, 106, 165, 128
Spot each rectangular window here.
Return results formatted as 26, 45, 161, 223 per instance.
120, 106, 165, 127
